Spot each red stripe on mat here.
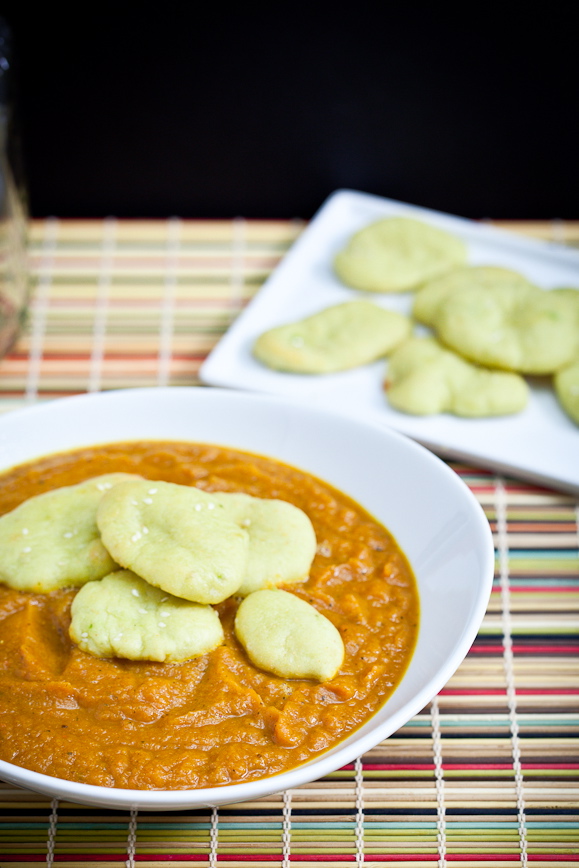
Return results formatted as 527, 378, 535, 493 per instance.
440, 688, 579, 695
469, 645, 579, 653
340, 762, 579, 771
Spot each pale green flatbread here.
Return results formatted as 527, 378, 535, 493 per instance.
551, 287, 579, 309
385, 337, 529, 417
97, 480, 250, 604
0, 473, 141, 593
554, 358, 579, 426
234, 589, 344, 681
211, 492, 317, 596
97, 480, 317, 605
334, 216, 467, 293
433, 284, 578, 374
70, 570, 224, 662
253, 301, 411, 373
412, 266, 538, 326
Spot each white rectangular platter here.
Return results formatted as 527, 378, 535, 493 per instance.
200, 190, 579, 495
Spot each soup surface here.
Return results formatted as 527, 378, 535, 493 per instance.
0, 441, 419, 789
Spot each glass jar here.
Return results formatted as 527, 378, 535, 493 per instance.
0, 17, 29, 361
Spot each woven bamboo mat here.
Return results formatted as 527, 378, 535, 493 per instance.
0, 218, 577, 867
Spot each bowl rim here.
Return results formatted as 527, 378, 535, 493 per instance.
0, 386, 495, 808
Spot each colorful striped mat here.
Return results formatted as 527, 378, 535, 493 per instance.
0, 219, 577, 867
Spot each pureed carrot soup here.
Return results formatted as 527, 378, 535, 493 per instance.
0, 441, 419, 790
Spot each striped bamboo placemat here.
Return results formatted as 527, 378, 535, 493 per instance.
0, 218, 577, 866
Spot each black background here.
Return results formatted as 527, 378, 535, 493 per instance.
2, 4, 578, 219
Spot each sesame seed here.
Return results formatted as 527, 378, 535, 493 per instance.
148, 488, 157, 494
207, 503, 215, 510
22, 546, 31, 554
21, 528, 29, 535
194, 503, 203, 511
143, 497, 153, 505
115, 633, 123, 640
142, 526, 149, 534
161, 596, 169, 602
131, 532, 142, 542
158, 622, 166, 628
131, 589, 140, 597
81, 632, 88, 638
139, 607, 148, 615
241, 518, 251, 527
131, 500, 139, 506
63, 532, 73, 539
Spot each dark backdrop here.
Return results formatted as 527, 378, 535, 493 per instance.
2, 4, 577, 219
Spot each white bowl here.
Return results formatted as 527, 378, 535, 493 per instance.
0, 387, 494, 809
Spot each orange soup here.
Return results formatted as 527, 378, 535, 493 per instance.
0, 441, 419, 789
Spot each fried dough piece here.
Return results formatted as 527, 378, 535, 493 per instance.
0, 474, 141, 593
334, 216, 467, 293
70, 570, 223, 662
551, 286, 579, 313
552, 288, 579, 424
554, 358, 579, 426
97, 480, 249, 604
434, 285, 577, 374
385, 337, 529, 417
412, 266, 538, 326
97, 480, 317, 604
235, 589, 344, 682
211, 492, 316, 596
253, 301, 411, 373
